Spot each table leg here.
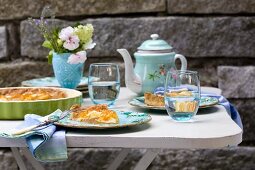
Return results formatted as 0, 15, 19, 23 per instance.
10, 147, 27, 170
133, 149, 160, 170
20, 148, 45, 170
107, 148, 131, 170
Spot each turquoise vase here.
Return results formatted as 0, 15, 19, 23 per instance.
52, 52, 84, 89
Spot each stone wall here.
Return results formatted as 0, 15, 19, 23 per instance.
0, 0, 254, 169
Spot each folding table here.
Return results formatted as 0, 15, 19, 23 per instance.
0, 87, 242, 170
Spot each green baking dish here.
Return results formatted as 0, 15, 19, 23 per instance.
0, 87, 82, 120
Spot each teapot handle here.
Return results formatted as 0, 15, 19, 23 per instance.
174, 54, 187, 71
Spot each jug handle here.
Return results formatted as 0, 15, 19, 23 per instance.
174, 54, 187, 71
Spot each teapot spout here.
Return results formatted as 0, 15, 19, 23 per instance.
117, 49, 142, 94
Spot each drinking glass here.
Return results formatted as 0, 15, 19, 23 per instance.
164, 70, 200, 122
88, 63, 120, 106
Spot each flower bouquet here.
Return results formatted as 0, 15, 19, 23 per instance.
28, 7, 95, 89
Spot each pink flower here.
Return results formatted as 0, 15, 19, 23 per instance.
59, 26, 74, 41
63, 35, 79, 51
67, 51, 87, 64
59, 26, 80, 51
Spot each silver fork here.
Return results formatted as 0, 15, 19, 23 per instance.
11, 110, 71, 136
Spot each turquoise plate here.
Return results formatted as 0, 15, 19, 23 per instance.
199, 97, 219, 108
54, 110, 152, 129
129, 96, 219, 110
21, 77, 88, 87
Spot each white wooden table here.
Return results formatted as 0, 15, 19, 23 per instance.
0, 87, 242, 170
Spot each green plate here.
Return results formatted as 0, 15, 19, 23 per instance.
0, 87, 82, 120
54, 110, 152, 129
129, 96, 219, 110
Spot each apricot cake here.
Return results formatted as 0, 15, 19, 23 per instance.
0, 88, 66, 101
70, 104, 119, 124
144, 92, 164, 106
166, 90, 193, 97
143, 89, 197, 111
166, 89, 197, 112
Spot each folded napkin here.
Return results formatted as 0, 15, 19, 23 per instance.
154, 87, 243, 129
0, 110, 68, 162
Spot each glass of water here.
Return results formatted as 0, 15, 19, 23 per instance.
88, 63, 120, 106
164, 70, 200, 122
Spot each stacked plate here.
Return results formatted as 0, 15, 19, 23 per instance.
21, 77, 89, 96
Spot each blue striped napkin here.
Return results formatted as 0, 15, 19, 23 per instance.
0, 110, 68, 162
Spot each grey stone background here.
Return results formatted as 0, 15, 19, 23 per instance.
0, 0, 254, 169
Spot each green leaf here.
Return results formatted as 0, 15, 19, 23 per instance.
42, 40, 53, 49
47, 52, 53, 64
52, 27, 60, 36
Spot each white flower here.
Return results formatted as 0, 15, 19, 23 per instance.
67, 51, 87, 64
83, 39, 96, 50
59, 26, 80, 51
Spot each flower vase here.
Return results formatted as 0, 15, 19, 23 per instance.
52, 52, 84, 89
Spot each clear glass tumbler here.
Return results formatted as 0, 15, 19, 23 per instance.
88, 63, 120, 106
164, 70, 200, 121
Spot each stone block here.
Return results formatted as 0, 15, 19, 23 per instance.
6, 23, 21, 59
21, 17, 255, 59
20, 147, 255, 169
0, 0, 165, 20
0, 148, 17, 170
0, 59, 125, 87
0, 26, 7, 59
187, 57, 255, 87
52, 0, 166, 16
148, 147, 255, 170
167, 0, 255, 14
0, 61, 53, 87
218, 66, 255, 98
230, 99, 255, 142
186, 57, 218, 87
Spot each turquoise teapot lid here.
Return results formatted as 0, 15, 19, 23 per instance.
137, 34, 173, 51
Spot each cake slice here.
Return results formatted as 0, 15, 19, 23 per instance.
70, 104, 119, 124
166, 90, 193, 97
144, 92, 164, 106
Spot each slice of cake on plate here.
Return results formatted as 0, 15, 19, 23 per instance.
144, 92, 164, 106
70, 104, 119, 124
